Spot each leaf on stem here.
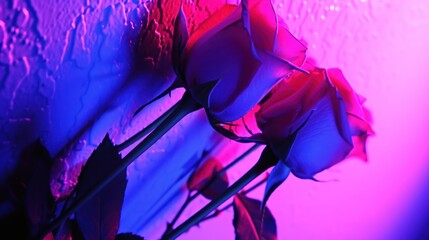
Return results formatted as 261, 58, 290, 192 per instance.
187, 157, 229, 200
0, 140, 55, 238
54, 219, 85, 240
233, 194, 277, 240
24, 140, 55, 236
75, 134, 127, 240
261, 116, 306, 209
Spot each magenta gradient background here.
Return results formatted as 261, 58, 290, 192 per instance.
1, 0, 429, 239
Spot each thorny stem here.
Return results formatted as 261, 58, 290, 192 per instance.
218, 143, 261, 176
54, 192, 76, 237
168, 192, 192, 233
133, 78, 182, 117
201, 173, 268, 222
163, 147, 279, 240
117, 100, 182, 151
37, 92, 201, 240
165, 144, 262, 233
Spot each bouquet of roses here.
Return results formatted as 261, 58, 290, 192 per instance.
28, 0, 372, 239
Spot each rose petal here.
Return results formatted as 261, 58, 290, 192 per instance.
328, 84, 354, 146
327, 69, 366, 120
214, 104, 262, 139
347, 114, 373, 136
256, 69, 329, 139
246, 0, 307, 67
210, 48, 298, 122
248, 0, 277, 52
185, 20, 261, 117
274, 25, 307, 67
184, 4, 240, 57
283, 90, 353, 179
265, 110, 312, 161
327, 68, 374, 134
348, 134, 370, 161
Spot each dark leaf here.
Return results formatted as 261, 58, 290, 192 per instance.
54, 220, 72, 240
0, 140, 55, 239
0, 209, 28, 239
75, 134, 127, 240
233, 194, 277, 240
70, 219, 86, 240
54, 219, 84, 240
187, 158, 229, 200
262, 113, 311, 207
262, 161, 290, 209
24, 140, 55, 236
115, 233, 144, 240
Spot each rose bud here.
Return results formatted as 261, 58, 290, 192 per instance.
173, 0, 307, 122
256, 64, 372, 178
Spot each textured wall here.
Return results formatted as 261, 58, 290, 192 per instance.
1, 0, 429, 239
0, 0, 227, 195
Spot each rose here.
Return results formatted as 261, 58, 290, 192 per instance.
172, 0, 307, 122
256, 63, 373, 178
327, 68, 373, 161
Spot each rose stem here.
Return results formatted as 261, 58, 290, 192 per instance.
133, 78, 181, 117
55, 90, 182, 234
166, 143, 262, 233
116, 99, 181, 151
37, 92, 201, 240
163, 147, 278, 240
200, 173, 269, 222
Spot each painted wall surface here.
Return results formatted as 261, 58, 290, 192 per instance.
1, 0, 429, 239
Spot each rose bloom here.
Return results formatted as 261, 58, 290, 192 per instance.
173, 0, 307, 122
256, 63, 373, 178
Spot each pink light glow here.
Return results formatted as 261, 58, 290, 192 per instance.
178, 0, 429, 239
1, 0, 428, 239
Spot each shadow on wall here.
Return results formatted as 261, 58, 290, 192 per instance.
0, 0, 177, 222
0, 140, 53, 239
0, 0, 229, 233
0, 0, 182, 184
